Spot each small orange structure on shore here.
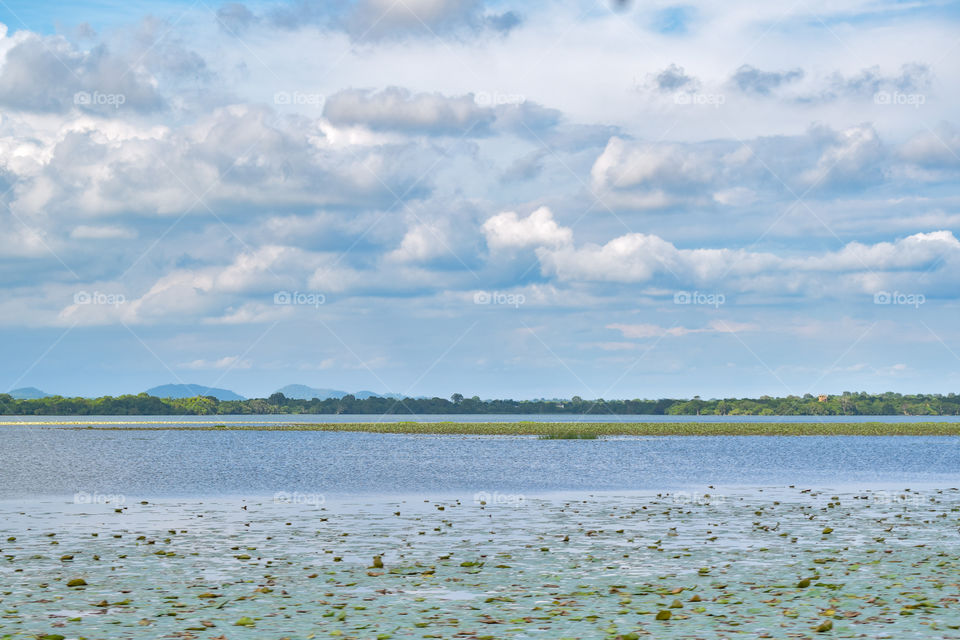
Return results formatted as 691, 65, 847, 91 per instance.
818, 394, 828, 403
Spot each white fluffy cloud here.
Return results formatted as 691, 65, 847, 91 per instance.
590, 137, 716, 209
482, 206, 572, 251
531, 222, 960, 297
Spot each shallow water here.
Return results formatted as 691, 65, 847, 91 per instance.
3, 488, 960, 639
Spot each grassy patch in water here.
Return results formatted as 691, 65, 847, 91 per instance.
62, 421, 960, 436
538, 431, 600, 439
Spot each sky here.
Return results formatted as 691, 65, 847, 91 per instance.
1, 0, 959, 400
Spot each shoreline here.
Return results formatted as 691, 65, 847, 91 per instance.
46, 420, 960, 435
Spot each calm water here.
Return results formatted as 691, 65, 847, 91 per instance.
3, 412, 960, 424
2, 424, 958, 500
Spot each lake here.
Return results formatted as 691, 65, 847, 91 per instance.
4, 424, 960, 638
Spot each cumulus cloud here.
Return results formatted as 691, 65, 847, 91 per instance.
586, 124, 919, 209
651, 63, 698, 92
821, 63, 932, 100
385, 218, 482, 267
799, 124, 884, 189
535, 227, 960, 298
482, 207, 572, 251
0, 32, 163, 114
4, 104, 431, 221
791, 230, 960, 272
592, 137, 715, 190
66, 245, 321, 326
323, 86, 495, 135
589, 136, 719, 209
539, 233, 686, 283
730, 65, 804, 96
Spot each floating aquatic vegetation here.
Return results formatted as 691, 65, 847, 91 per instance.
2, 487, 960, 638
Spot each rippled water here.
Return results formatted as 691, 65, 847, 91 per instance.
2, 425, 959, 500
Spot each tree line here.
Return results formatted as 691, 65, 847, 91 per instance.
1, 391, 959, 416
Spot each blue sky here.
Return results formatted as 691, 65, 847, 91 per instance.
1, 0, 959, 399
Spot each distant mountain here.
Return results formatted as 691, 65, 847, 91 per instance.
273, 384, 348, 400
146, 384, 245, 401
273, 384, 405, 401
8, 387, 51, 399
355, 390, 406, 400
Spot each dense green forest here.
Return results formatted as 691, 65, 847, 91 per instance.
1, 391, 959, 416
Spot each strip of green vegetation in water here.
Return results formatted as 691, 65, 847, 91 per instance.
66, 421, 960, 435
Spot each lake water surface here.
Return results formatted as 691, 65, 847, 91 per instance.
4, 412, 960, 424
2, 422, 958, 500
4, 422, 960, 638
